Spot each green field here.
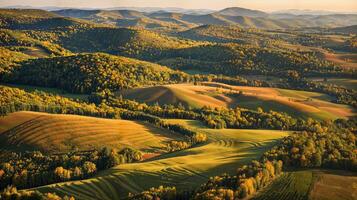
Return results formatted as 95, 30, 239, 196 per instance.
31, 119, 290, 199
252, 170, 357, 200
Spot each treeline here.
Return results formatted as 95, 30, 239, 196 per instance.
0, 186, 74, 200
0, 147, 142, 190
264, 127, 357, 171
195, 160, 283, 200
281, 71, 357, 108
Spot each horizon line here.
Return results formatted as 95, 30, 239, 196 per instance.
1, 5, 357, 13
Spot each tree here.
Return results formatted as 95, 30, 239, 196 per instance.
82, 162, 96, 176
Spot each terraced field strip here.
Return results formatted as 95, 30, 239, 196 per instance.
0, 111, 182, 153
252, 171, 314, 200
34, 119, 290, 199
252, 170, 357, 200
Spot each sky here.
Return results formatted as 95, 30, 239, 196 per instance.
0, 0, 356, 12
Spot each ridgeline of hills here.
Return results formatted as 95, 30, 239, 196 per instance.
52, 7, 357, 30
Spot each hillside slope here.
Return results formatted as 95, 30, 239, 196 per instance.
33, 119, 290, 199
3, 53, 189, 93
0, 111, 181, 153
119, 83, 355, 120
0, 9, 101, 30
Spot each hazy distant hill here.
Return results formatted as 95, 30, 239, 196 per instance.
53, 7, 357, 30
215, 7, 268, 17
272, 9, 357, 16
329, 25, 357, 34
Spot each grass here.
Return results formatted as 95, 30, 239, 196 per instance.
0, 111, 181, 153
32, 119, 290, 199
252, 170, 357, 200
119, 82, 355, 121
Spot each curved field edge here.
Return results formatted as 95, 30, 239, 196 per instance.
119, 83, 355, 121
0, 111, 183, 153
31, 120, 290, 199
251, 170, 357, 200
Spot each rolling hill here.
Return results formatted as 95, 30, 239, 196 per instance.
52, 7, 357, 30
32, 119, 290, 199
119, 83, 355, 120
0, 9, 101, 30
329, 25, 357, 34
0, 111, 182, 154
178, 24, 264, 44
52, 26, 205, 60
215, 7, 268, 17
55, 9, 189, 30
0, 28, 71, 56
3, 53, 189, 93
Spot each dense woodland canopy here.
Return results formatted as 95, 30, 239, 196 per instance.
0, 8, 356, 200
1, 53, 190, 93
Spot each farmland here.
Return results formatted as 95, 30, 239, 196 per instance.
120, 82, 355, 121
32, 119, 290, 199
0, 111, 182, 153
252, 170, 357, 200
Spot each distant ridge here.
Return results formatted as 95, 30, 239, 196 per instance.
215, 7, 268, 17
52, 7, 357, 30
